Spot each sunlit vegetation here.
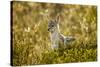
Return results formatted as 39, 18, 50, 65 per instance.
11, 1, 97, 66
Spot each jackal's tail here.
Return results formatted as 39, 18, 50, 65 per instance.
64, 36, 75, 45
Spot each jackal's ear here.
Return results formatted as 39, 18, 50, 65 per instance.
55, 14, 60, 24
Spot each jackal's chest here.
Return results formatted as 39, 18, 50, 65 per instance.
50, 32, 65, 49
51, 32, 59, 42
50, 32, 64, 43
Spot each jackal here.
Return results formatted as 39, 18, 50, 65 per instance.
48, 15, 75, 49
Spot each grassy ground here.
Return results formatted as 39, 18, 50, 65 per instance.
11, 1, 97, 66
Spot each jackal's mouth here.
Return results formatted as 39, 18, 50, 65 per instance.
48, 28, 52, 32
48, 28, 54, 33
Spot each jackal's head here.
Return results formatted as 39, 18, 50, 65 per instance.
48, 16, 60, 33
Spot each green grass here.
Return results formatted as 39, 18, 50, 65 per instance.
12, 1, 97, 66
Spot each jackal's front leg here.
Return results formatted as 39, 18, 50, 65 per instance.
51, 40, 58, 49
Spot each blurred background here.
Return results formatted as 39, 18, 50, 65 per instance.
11, 1, 97, 66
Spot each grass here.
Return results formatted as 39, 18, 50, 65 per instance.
11, 1, 97, 66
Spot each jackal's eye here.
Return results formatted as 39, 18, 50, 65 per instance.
51, 24, 54, 27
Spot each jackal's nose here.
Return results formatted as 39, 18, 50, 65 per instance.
48, 28, 50, 31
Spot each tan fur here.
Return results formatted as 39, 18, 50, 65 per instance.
48, 17, 75, 49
